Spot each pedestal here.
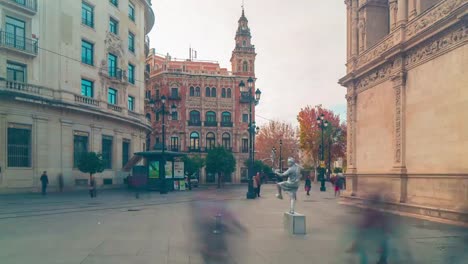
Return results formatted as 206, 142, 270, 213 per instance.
283, 212, 306, 235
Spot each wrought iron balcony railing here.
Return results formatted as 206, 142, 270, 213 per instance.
169, 145, 180, 152
0, 31, 38, 55
204, 121, 217, 127
241, 147, 249, 153
168, 95, 181, 100
188, 147, 201, 152
188, 120, 202, 126
220, 121, 233, 127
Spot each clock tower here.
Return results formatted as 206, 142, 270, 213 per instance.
231, 7, 256, 77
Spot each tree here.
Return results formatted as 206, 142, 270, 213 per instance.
182, 155, 205, 190
78, 152, 104, 182
205, 147, 236, 188
255, 120, 299, 170
243, 159, 272, 175
297, 106, 347, 170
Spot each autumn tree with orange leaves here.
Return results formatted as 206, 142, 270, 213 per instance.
255, 121, 299, 171
297, 106, 347, 171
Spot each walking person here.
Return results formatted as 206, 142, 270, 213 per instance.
40, 171, 49, 195
252, 173, 258, 198
89, 176, 97, 198
335, 173, 344, 197
305, 176, 312, 196
254, 172, 262, 197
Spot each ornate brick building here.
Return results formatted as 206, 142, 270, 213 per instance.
145, 8, 257, 184
339, 0, 467, 222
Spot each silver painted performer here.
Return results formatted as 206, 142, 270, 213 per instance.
275, 157, 301, 214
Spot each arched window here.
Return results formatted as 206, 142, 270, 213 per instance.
195, 87, 200, 97
171, 111, 178, 121
190, 132, 200, 150
206, 132, 216, 150
190, 110, 200, 123
243, 61, 248, 72
222, 133, 231, 149
190, 86, 194, 96
205, 111, 216, 122
211, 87, 216, 97
205, 87, 211, 97
242, 40, 246, 47
221, 88, 226, 98
222, 112, 231, 122
145, 113, 151, 122
227, 88, 232, 98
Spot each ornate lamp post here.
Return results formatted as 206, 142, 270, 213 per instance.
279, 139, 283, 172
316, 113, 328, 192
271, 147, 277, 169
239, 77, 261, 199
149, 95, 177, 194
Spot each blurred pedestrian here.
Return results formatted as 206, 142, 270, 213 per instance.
89, 176, 97, 198
57, 173, 64, 192
254, 172, 261, 197
40, 171, 49, 195
252, 173, 258, 197
305, 176, 312, 196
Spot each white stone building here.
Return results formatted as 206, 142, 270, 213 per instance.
0, 0, 155, 192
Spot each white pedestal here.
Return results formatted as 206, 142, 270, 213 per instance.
283, 212, 306, 235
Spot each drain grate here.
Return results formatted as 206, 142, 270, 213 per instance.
127, 208, 142, 212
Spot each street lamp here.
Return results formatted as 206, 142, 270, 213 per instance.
149, 95, 177, 194
279, 139, 283, 173
271, 147, 277, 169
239, 77, 261, 199
316, 113, 328, 192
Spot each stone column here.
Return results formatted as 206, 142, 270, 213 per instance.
346, 89, 357, 196
60, 119, 73, 186
351, 0, 359, 56
346, 0, 352, 60
391, 72, 408, 203
397, 0, 408, 25
408, 0, 417, 20
0, 113, 6, 186
389, 0, 398, 30
33, 115, 49, 188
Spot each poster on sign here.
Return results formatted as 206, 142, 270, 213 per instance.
165, 161, 173, 179
179, 180, 186, 191
173, 180, 179, 190
174, 162, 184, 178
149, 161, 159, 179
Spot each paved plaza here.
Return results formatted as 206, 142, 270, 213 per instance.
0, 183, 467, 264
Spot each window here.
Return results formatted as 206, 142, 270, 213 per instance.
171, 88, 179, 98
190, 132, 200, 150
171, 111, 178, 121
102, 136, 113, 169
108, 53, 117, 77
82, 2, 94, 27
81, 79, 93, 97
222, 112, 232, 122
128, 63, 135, 84
108, 88, 117, 104
110, 0, 118, 7
81, 40, 94, 65
122, 140, 130, 167
146, 113, 151, 122
243, 61, 248, 72
128, 96, 135, 111
73, 132, 88, 168
221, 88, 226, 98
195, 87, 200, 97
145, 90, 151, 99
7, 125, 31, 167
155, 89, 160, 99
170, 137, 179, 151
242, 40, 246, 47
242, 138, 249, 153
190, 86, 194, 96
156, 112, 160, 121
190, 110, 200, 122
205, 87, 210, 97
206, 132, 216, 150
222, 133, 231, 149
242, 114, 248, 123
206, 111, 216, 122
109, 17, 119, 35
227, 88, 232, 98
5, 16, 25, 50
128, 32, 135, 52
128, 2, 135, 21
211, 87, 216, 98
6, 61, 26, 83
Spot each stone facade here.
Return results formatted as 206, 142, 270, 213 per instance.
145, 8, 257, 184
0, 0, 155, 192
339, 0, 468, 222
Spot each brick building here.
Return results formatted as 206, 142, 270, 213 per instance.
145, 8, 257, 184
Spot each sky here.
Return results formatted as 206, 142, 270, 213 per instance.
147, 0, 347, 127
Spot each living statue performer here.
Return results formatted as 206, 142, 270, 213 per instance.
275, 157, 301, 214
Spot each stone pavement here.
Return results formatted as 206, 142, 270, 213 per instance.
0, 183, 467, 264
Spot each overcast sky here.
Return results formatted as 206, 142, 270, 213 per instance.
148, 0, 347, 126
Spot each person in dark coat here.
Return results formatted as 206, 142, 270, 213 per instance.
40, 171, 49, 195
305, 176, 312, 196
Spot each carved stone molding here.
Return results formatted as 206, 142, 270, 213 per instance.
356, 61, 395, 93
356, 31, 397, 68
391, 73, 406, 164
346, 94, 357, 167
406, 0, 465, 38
104, 32, 124, 57
404, 24, 467, 69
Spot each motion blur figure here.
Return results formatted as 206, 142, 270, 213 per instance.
192, 192, 246, 264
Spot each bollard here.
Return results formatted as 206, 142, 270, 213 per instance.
213, 213, 222, 234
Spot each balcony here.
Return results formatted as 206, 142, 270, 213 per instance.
188, 120, 201, 126
169, 145, 180, 152
241, 147, 249, 153
204, 121, 217, 127
128, 110, 140, 119
107, 67, 125, 82
188, 147, 201, 153
220, 121, 233, 127
168, 95, 181, 100
2, 0, 37, 14
0, 31, 38, 56
107, 104, 122, 112
1, 79, 54, 98
74, 94, 99, 107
